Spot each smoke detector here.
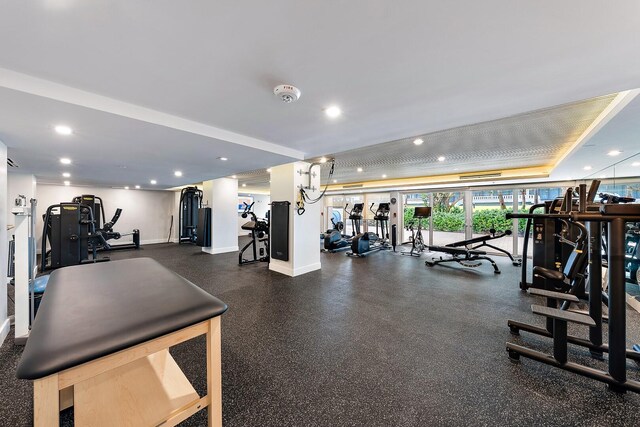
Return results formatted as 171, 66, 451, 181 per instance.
273, 84, 301, 103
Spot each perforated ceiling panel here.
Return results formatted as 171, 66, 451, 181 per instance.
234, 169, 271, 190
234, 93, 618, 188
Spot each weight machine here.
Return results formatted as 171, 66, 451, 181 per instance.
71, 194, 140, 251
506, 184, 640, 393
40, 202, 110, 272
179, 187, 203, 244
239, 202, 270, 265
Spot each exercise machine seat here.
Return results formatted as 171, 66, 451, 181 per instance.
533, 266, 565, 282
17, 258, 227, 380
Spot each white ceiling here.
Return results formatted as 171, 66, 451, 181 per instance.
552, 94, 640, 181
1, 1, 640, 187
0, 87, 294, 188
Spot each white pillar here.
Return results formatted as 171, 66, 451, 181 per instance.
12, 206, 30, 342
202, 178, 239, 254
389, 191, 401, 245
269, 162, 321, 277
7, 173, 37, 344
0, 142, 9, 347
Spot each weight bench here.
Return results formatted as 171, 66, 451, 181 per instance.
426, 246, 502, 273
425, 229, 521, 274
17, 258, 228, 426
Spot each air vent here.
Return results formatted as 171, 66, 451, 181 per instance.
7, 158, 18, 168
342, 184, 364, 189
459, 172, 502, 180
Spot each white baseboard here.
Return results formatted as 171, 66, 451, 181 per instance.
0, 317, 10, 348
201, 246, 239, 255
269, 262, 293, 276
140, 238, 172, 245
269, 262, 321, 277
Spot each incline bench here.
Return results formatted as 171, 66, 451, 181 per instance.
17, 258, 228, 426
426, 229, 521, 274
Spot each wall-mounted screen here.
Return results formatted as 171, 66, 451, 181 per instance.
238, 196, 254, 212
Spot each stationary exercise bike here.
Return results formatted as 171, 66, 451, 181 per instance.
323, 203, 363, 253
238, 202, 270, 265
347, 203, 391, 257
402, 206, 431, 257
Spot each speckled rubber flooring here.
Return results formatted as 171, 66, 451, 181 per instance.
1, 242, 640, 426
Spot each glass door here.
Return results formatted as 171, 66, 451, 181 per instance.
430, 191, 466, 246
403, 193, 431, 244
470, 189, 514, 254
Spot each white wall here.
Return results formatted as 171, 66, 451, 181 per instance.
237, 194, 270, 236
36, 184, 175, 250
0, 142, 9, 346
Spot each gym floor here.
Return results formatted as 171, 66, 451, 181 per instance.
1, 242, 640, 426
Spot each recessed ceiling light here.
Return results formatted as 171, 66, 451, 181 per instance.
231, 175, 237, 179
357, 167, 363, 172
382, 174, 387, 178
135, 185, 141, 189
437, 156, 446, 162
55, 125, 73, 135
608, 150, 621, 156
62, 172, 70, 178
63, 180, 70, 186
320, 157, 328, 163
413, 138, 424, 146
333, 179, 337, 183
632, 161, 640, 167
124, 186, 129, 190
266, 168, 272, 173
242, 183, 247, 187
583, 165, 592, 171
325, 106, 341, 118
60, 158, 71, 164
218, 157, 228, 161
174, 171, 183, 177
150, 179, 157, 185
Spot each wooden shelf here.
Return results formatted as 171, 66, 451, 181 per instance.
74, 349, 201, 426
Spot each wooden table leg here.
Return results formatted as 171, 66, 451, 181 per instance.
34, 374, 59, 427
207, 316, 222, 427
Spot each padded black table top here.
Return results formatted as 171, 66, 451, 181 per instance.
17, 258, 227, 380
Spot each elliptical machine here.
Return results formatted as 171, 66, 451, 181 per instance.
323, 203, 363, 253
347, 203, 391, 257
239, 202, 270, 265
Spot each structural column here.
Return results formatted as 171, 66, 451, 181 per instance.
389, 191, 402, 244
269, 162, 321, 277
201, 178, 239, 255
0, 142, 8, 347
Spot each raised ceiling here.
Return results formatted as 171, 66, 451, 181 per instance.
1, 2, 640, 187
235, 93, 621, 189
324, 93, 619, 184
552, 93, 640, 181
